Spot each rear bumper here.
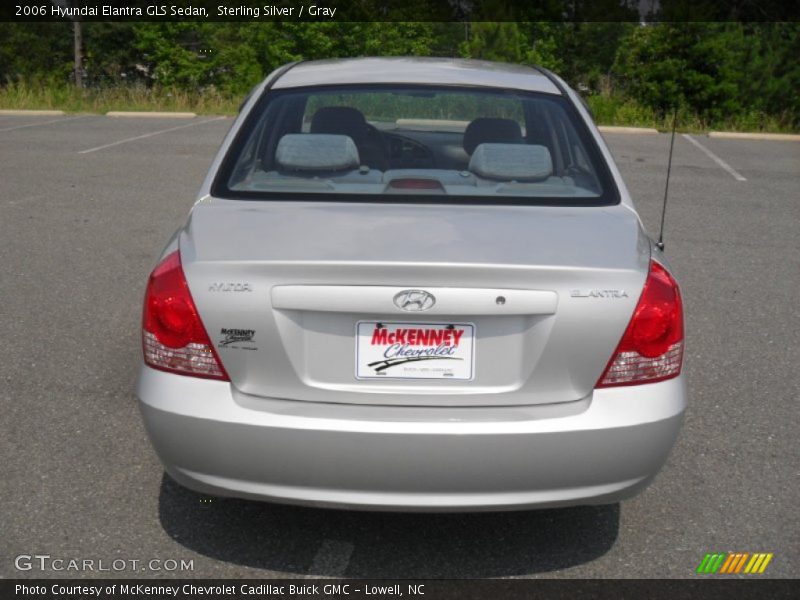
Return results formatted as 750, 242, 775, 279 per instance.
136, 365, 686, 512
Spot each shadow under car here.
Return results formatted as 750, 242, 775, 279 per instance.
158, 473, 620, 577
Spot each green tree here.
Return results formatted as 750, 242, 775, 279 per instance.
612, 23, 748, 123
0, 23, 71, 82
83, 23, 140, 85
460, 23, 526, 63
132, 23, 215, 88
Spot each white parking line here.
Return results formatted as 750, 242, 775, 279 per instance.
0, 115, 90, 133
308, 539, 354, 576
682, 134, 747, 181
77, 116, 226, 154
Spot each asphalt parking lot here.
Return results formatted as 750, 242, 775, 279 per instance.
1, 114, 798, 579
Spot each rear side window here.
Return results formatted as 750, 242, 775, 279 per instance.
214, 85, 618, 206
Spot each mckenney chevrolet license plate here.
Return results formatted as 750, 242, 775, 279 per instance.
356, 322, 475, 380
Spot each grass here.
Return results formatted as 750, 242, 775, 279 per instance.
0, 80, 240, 115
0, 81, 796, 133
585, 94, 796, 134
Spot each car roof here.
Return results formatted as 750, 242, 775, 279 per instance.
271, 57, 563, 95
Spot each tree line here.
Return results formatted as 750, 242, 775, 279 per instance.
0, 20, 797, 129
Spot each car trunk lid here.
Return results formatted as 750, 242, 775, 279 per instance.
181, 199, 650, 407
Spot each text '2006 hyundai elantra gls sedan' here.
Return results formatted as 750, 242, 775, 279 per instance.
136, 57, 686, 511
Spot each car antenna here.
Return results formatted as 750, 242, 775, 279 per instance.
656, 108, 678, 252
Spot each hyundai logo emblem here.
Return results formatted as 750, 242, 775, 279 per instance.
393, 289, 436, 312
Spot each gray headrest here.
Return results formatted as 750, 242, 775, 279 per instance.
469, 143, 553, 181
463, 118, 523, 155
310, 106, 369, 139
275, 134, 360, 171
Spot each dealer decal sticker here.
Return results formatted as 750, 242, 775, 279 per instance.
218, 328, 257, 350
356, 322, 475, 380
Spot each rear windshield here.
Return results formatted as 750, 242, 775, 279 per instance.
213, 85, 618, 205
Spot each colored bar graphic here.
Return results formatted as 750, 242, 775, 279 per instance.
697, 553, 726, 574
734, 553, 749, 573
700, 552, 773, 575
696, 554, 712, 573
758, 553, 773, 573
719, 553, 736, 574
744, 554, 760, 573
710, 554, 725, 573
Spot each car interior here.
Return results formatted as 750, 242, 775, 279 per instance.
227, 89, 604, 198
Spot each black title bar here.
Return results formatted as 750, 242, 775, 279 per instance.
3, 0, 800, 22
5, 579, 800, 600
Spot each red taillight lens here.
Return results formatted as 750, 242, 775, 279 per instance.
596, 260, 684, 387
142, 251, 229, 380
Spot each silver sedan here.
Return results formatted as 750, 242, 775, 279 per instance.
137, 57, 686, 511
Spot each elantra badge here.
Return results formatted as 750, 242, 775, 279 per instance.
393, 289, 436, 312
570, 289, 629, 298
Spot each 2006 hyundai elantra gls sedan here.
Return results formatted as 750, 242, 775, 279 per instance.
137, 57, 686, 511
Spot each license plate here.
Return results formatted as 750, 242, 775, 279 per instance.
356, 321, 475, 380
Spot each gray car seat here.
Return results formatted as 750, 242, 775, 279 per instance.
462, 118, 524, 155
310, 106, 388, 170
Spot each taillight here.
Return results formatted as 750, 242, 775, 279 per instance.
596, 260, 683, 387
142, 251, 229, 380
